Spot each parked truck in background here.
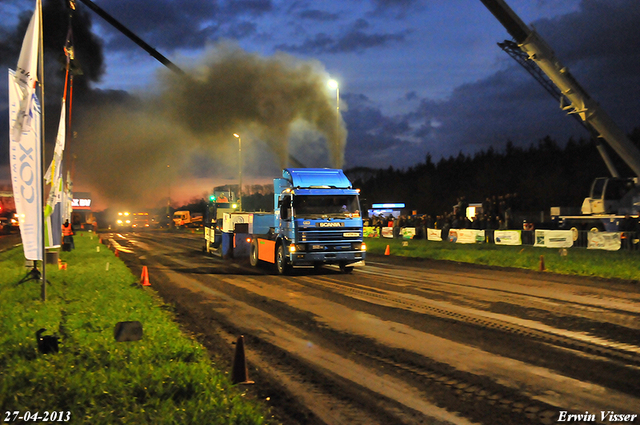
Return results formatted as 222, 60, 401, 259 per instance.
481, 0, 640, 231
173, 210, 203, 228
204, 168, 366, 274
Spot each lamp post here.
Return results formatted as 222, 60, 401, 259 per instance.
166, 164, 171, 219
233, 133, 242, 211
328, 79, 339, 112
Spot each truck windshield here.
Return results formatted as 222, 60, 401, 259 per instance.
293, 195, 360, 218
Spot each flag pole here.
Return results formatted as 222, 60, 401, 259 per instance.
38, 0, 46, 301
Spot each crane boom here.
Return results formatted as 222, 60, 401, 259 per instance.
480, 0, 640, 177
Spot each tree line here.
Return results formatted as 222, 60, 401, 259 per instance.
347, 129, 640, 217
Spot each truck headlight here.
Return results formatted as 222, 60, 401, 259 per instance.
352, 242, 366, 251
290, 244, 306, 253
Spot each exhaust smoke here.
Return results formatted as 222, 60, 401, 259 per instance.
76, 42, 347, 207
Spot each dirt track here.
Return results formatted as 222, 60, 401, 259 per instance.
106, 230, 640, 425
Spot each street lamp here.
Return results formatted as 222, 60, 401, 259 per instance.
166, 164, 171, 219
328, 79, 339, 112
233, 133, 242, 211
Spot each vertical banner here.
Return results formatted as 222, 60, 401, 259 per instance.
8, 1, 43, 261
9, 70, 43, 260
44, 101, 66, 248
62, 170, 73, 223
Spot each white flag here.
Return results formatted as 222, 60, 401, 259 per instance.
12, 1, 41, 140
8, 1, 43, 261
45, 99, 65, 249
45, 99, 65, 186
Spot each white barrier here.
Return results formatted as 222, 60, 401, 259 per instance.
427, 228, 442, 241
401, 227, 416, 239
449, 229, 485, 244
494, 230, 522, 246
534, 230, 573, 248
587, 232, 621, 251
381, 227, 394, 238
363, 227, 379, 238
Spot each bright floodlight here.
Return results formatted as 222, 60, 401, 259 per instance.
328, 79, 338, 90
233, 133, 240, 138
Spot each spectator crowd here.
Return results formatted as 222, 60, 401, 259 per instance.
365, 193, 521, 239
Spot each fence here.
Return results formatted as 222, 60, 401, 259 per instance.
364, 227, 640, 252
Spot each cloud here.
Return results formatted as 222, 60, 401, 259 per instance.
341, 93, 418, 168
339, 0, 640, 168
367, 0, 427, 19
78, 0, 274, 53
298, 9, 340, 22
275, 19, 411, 54
81, 0, 220, 51
222, 0, 274, 16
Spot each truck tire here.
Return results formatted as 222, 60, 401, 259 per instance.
276, 243, 290, 275
339, 262, 354, 274
250, 239, 260, 267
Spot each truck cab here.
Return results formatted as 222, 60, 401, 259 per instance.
269, 168, 366, 274
582, 177, 640, 215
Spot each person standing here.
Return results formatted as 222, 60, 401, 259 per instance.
62, 219, 74, 251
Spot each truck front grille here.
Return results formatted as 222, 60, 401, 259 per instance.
299, 227, 362, 243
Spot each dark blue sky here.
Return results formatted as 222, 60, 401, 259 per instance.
2, 0, 639, 206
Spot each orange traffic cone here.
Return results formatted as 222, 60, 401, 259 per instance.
114, 249, 119, 257
539, 255, 545, 272
231, 335, 254, 385
140, 266, 150, 286
384, 245, 390, 255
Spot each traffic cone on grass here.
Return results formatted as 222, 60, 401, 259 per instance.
384, 245, 390, 255
140, 266, 150, 286
231, 335, 254, 385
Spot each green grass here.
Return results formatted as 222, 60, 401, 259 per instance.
0, 235, 270, 424
366, 237, 640, 281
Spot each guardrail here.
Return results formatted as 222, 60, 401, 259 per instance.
364, 227, 640, 252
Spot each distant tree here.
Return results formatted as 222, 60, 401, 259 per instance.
348, 131, 624, 217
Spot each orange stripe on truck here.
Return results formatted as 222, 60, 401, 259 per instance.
258, 239, 276, 263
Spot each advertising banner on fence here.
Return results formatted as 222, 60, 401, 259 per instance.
427, 228, 442, 241
494, 230, 522, 246
381, 227, 394, 238
534, 230, 573, 248
363, 227, 379, 238
402, 227, 416, 239
587, 232, 621, 251
449, 229, 484, 244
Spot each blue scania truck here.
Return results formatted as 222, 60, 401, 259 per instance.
204, 168, 366, 274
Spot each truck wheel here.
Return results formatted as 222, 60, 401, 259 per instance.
339, 262, 354, 274
276, 244, 290, 275
250, 239, 260, 267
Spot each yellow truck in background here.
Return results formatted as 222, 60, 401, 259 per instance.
173, 210, 203, 228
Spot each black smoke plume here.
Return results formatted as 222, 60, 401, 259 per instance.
74, 42, 347, 207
